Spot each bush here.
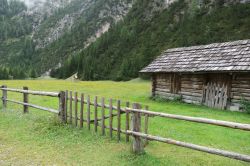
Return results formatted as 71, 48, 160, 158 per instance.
240, 98, 250, 114
151, 95, 182, 103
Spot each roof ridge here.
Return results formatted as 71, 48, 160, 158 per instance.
165, 39, 250, 53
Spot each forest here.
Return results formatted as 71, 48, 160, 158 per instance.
52, 0, 250, 81
0, 0, 35, 79
1, 0, 250, 80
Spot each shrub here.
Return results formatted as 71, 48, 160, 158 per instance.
240, 98, 250, 114
151, 95, 182, 103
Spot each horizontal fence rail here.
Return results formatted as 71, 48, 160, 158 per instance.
1, 85, 250, 163
0, 87, 59, 97
6, 99, 59, 114
126, 108, 250, 131
126, 131, 250, 162
125, 107, 250, 162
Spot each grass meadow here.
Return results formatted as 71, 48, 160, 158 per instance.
0, 79, 250, 165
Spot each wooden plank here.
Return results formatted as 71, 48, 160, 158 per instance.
182, 99, 202, 105
156, 81, 171, 85
214, 85, 220, 109
218, 84, 224, 109
69, 91, 73, 124
181, 81, 204, 85
0, 88, 59, 97
234, 74, 250, 79
180, 91, 202, 97
201, 84, 206, 103
6, 99, 59, 114
154, 91, 180, 97
232, 96, 250, 101
181, 87, 203, 93
231, 88, 250, 93
144, 106, 149, 146
181, 74, 205, 78
231, 84, 250, 89
23, 87, 29, 113
231, 80, 250, 85
222, 86, 228, 110
208, 83, 212, 107
87, 95, 91, 130
155, 88, 171, 93
126, 108, 250, 131
59, 91, 66, 123
212, 83, 217, 108
109, 98, 113, 138
204, 83, 209, 106
209, 83, 214, 107
65, 90, 68, 123
126, 131, 250, 162
80, 93, 84, 128
117, 100, 121, 142
152, 74, 156, 97
181, 78, 205, 82
181, 84, 203, 90
182, 95, 201, 102
131, 103, 144, 154
1, 85, 7, 110
94, 96, 98, 132
208, 83, 212, 106
231, 92, 250, 98
214, 83, 218, 108
125, 102, 130, 142
101, 97, 105, 136
74, 92, 78, 127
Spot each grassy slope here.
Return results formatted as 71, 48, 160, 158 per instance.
0, 80, 250, 165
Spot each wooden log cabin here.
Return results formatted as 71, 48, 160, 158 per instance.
140, 40, 250, 111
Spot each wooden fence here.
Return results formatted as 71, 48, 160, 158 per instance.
1, 85, 250, 163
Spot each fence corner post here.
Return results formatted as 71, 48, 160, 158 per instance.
131, 103, 144, 154
1, 85, 7, 111
59, 91, 66, 123
23, 87, 29, 113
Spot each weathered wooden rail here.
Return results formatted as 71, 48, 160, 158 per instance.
1, 85, 250, 163
1, 86, 60, 114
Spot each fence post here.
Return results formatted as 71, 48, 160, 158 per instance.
101, 97, 105, 136
144, 105, 149, 146
65, 90, 68, 123
1, 85, 7, 111
109, 98, 113, 138
23, 87, 29, 113
74, 92, 78, 127
94, 96, 98, 132
117, 100, 121, 142
59, 91, 66, 123
125, 102, 130, 142
131, 103, 144, 154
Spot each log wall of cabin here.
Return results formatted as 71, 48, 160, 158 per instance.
153, 72, 250, 111
154, 73, 180, 99
179, 74, 205, 104
231, 73, 250, 105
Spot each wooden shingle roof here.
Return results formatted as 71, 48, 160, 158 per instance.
140, 39, 250, 73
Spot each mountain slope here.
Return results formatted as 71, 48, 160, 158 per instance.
32, 0, 133, 73
1, 0, 250, 80
0, 0, 33, 78
0, 0, 133, 79
52, 0, 250, 81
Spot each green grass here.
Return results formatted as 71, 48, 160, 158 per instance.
0, 80, 250, 165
